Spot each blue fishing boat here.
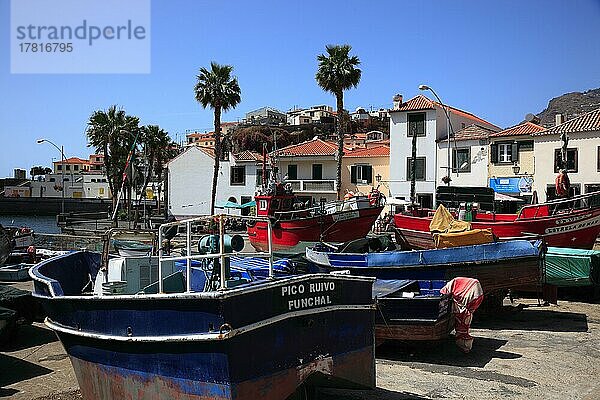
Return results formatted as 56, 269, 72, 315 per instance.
373, 279, 453, 342
30, 215, 376, 400
306, 239, 543, 294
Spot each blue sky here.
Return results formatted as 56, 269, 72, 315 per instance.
1, 0, 599, 177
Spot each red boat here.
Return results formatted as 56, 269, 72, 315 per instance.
394, 191, 600, 250
247, 184, 384, 253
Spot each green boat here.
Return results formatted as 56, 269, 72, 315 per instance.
545, 247, 600, 287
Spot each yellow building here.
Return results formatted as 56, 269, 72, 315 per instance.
341, 145, 390, 196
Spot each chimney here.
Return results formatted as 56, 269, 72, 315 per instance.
393, 94, 403, 110
555, 113, 565, 126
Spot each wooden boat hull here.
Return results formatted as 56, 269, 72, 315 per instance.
306, 240, 542, 294
248, 206, 383, 253
374, 281, 453, 342
31, 252, 376, 400
394, 201, 600, 250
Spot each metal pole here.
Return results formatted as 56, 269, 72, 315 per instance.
219, 215, 226, 290
446, 109, 451, 185
61, 145, 65, 213
158, 226, 163, 294
267, 219, 273, 279
186, 220, 191, 293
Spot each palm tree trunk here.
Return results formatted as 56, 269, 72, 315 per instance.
335, 92, 344, 200
211, 107, 222, 215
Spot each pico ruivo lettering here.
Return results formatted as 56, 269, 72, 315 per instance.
281, 281, 336, 311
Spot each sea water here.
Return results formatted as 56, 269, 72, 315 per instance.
0, 215, 60, 234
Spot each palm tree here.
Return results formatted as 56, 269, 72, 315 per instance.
138, 125, 176, 200
194, 62, 241, 214
315, 44, 362, 199
86, 105, 139, 216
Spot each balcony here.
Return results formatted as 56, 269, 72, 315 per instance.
287, 179, 336, 194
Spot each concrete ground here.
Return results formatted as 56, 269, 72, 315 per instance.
1, 296, 599, 400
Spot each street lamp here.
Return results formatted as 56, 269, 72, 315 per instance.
37, 138, 65, 214
419, 84, 456, 186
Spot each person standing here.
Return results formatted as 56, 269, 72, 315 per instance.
555, 169, 571, 198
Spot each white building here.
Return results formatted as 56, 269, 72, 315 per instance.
388, 94, 499, 207
28, 172, 111, 199
287, 105, 335, 125
531, 108, 600, 202
436, 124, 499, 188
273, 137, 338, 203
166, 147, 263, 217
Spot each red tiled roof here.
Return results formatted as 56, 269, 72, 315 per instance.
344, 145, 390, 158
221, 122, 238, 126
390, 94, 499, 129
391, 94, 435, 112
490, 121, 545, 138
443, 124, 500, 141
234, 150, 265, 162
275, 138, 338, 157
53, 157, 89, 164
532, 108, 600, 136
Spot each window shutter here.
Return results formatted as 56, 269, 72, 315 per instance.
366, 166, 373, 184
512, 142, 519, 162
490, 143, 498, 164
350, 166, 357, 183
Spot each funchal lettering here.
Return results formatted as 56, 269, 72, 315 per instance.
281, 281, 336, 311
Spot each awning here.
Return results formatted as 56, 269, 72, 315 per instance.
215, 200, 256, 209
494, 192, 524, 202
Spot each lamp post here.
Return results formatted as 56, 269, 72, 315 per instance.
419, 85, 455, 186
37, 138, 65, 214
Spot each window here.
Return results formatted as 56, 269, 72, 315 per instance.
74, 165, 79, 171
452, 148, 471, 173
350, 165, 373, 184
499, 143, 512, 163
312, 164, 323, 180
256, 169, 270, 186
406, 157, 426, 181
230, 166, 245, 185
287, 164, 298, 180
57, 165, 62, 171
66, 165, 71, 171
554, 148, 578, 172
407, 113, 426, 137
416, 193, 433, 209
491, 142, 518, 164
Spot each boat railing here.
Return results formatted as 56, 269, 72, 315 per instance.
273, 196, 382, 221
158, 215, 273, 294
517, 191, 600, 220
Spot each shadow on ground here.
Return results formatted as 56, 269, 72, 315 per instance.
376, 336, 519, 368
473, 305, 588, 332
1, 324, 58, 352
317, 387, 429, 400
0, 353, 52, 393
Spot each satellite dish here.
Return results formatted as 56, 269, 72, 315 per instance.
524, 113, 540, 124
